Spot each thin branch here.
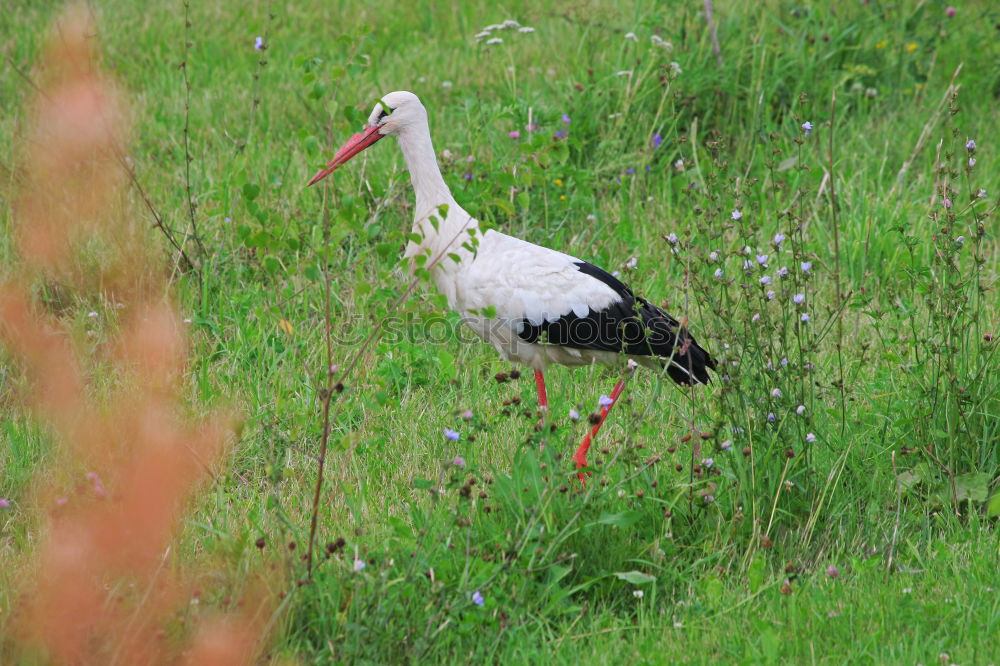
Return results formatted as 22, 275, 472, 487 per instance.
4, 53, 197, 273
828, 90, 846, 438
181, 1, 207, 257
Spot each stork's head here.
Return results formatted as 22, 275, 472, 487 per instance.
308, 90, 426, 186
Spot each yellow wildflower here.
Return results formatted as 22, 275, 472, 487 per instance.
875, 40, 887, 50
554, 178, 563, 186
906, 43, 917, 52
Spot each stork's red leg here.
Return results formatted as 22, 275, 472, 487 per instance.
573, 379, 625, 482
534, 369, 548, 411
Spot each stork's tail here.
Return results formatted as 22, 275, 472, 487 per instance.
663, 329, 716, 386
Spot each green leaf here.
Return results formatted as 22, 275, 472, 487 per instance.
613, 570, 656, 585
481, 304, 497, 319
700, 576, 723, 605
597, 510, 643, 527
986, 493, 1000, 518
954, 472, 989, 503
262, 255, 282, 275
412, 477, 433, 490
747, 554, 766, 594
491, 197, 515, 216
242, 183, 260, 201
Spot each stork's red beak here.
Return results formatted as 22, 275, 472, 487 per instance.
307, 124, 385, 186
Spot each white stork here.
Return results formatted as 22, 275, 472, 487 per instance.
308, 91, 714, 477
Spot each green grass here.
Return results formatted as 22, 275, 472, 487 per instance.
2, 0, 1000, 663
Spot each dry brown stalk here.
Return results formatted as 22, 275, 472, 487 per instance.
1, 7, 272, 664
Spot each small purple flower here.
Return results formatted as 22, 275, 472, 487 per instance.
709, 251, 719, 262
569, 408, 580, 421
801, 313, 810, 323
720, 440, 733, 451
946, 6, 956, 17
225, 217, 232, 224
703, 495, 715, 504
793, 293, 805, 305
801, 261, 812, 274
969, 157, 976, 167
354, 558, 366, 571
651, 133, 663, 148
87, 471, 106, 498
714, 268, 724, 279
780, 358, 788, 367
463, 172, 473, 180
452, 455, 466, 468
462, 410, 474, 420
756, 254, 769, 265
796, 404, 806, 415
943, 198, 952, 209
759, 275, 771, 286
444, 428, 460, 441
666, 232, 678, 245
773, 233, 786, 245
966, 139, 976, 151
0, 498, 10, 509
777, 266, 789, 278
806, 432, 817, 443
525, 123, 540, 133
955, 235, 965, 245
802, 121, 814, 136
826, 564, 840, 578
472, 590, 485, 606
561, 114, 571, 125
731, 209, 743, 221
751, 314, 760, 323
599, 395, 614, 407
766, 290, 776, 300
254, 36, 264, 51
554, 130, 568, 139
701, 458, 714, 468
625, 167, 636, 175
771, 388, 782, 398
977, 188, 986, 198
743, 259, 754, 271
508, 130, 521, 139
767, 412, 776, 423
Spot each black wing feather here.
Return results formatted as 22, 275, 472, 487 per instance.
516, 261, 715, 385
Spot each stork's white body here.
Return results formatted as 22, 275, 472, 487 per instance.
388, 93, 637, 371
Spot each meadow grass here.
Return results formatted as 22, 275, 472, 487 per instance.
2, 0, 999, 663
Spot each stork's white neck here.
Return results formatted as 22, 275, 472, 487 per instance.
396, 122, 478, 266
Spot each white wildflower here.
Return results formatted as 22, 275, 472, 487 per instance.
624, 32, 639, 42
486, 37, 503, 45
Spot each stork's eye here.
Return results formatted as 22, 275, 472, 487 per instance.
377, 107, 391, 122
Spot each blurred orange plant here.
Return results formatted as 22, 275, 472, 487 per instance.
1, 6, 269, 664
